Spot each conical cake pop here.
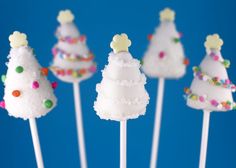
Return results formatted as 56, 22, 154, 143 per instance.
184, 34, 235, 168
141, 8, 189, 168
1, 31, 57, 168
50, 9, 96, 83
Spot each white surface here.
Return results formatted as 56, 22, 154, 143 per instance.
199, 110, 211, 168
4, 46, 57, 119
51, 22, 96, 83
73, 83, 87, 168
142, 21, 186, 79
120, 121, 127, 168
94, 52, 149, 121
150, 78, 165, 168
187, 50, 233, 111
29, 118, 44, 168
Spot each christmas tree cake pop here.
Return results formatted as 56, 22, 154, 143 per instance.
2, 31, 57, 119
94, 33, 149, 121
50, 9, 96, 83
185, 34, 235, 111
142, 8, 188, 79
1, 31, 57, 168
94, 33, 149, 168
184, 34, 235, 168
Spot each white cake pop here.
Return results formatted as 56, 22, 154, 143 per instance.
1, 31, 57, 120
94, 34, 150, 121
185, 34, 235, 111
142, 8, 189, 79
50, 9, 96, 83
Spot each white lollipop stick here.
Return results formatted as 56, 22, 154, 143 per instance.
120, 120, 127, 168
73, 82, 87, 168
199, 110, 211, 168
29, 118, 44, 168
150, 78, 165, 168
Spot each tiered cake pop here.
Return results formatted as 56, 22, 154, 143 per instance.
141, 8, 189, 168
50, 9, 96, 168
1, 31, 57, 168
184, 34, 235, 168
50, 9, 96, 83
94, 33, 149, 168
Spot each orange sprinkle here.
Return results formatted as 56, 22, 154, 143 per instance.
147, 34, 153, 40
79, 69, 86, 74
183, 58, 189, 65
41, 68, 49, 76
12, 90, 21, 97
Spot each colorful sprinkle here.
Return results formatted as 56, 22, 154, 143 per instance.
209, 52, 230, 68
32, 81, 39, 89
173, 37, 180, 43
184, 87, 235, 110
52, 47, 94, 62
15, 66, 24, 73
147, 34, 153, 40
1, 75, 6, 83
12, 90, 21, 97
41, 68, 49, 76
192, 66, 235, 91
183, 58, 189, 65
0, 101, 5, 109
44, 99, 53, 109
159, 51, 165, 59
59, 35, 86, 44
51, 82, 58, 89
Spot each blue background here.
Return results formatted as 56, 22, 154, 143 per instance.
0, 0, 236, 167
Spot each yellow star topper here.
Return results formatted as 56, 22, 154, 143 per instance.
110, 33, 131, 54
57, 9, 74, 24
9, 31, 28, 48
204, 34, 223, 51
160, 8, 175, 22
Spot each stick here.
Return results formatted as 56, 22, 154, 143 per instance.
120, 120, 127, 168
150, 78, 165, 168
73, 82, 87, 168
29, 118, 44, 168
199, 110, 211, 168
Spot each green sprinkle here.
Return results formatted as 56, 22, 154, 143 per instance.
173, 37, 180, 43
223, 60, 230, 68
15, 66, 24, 73
140, 60, 144, 65
1, 75, 6, 83
44, 99, 53, 109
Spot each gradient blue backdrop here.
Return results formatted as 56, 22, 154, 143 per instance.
0, 0, 236, 167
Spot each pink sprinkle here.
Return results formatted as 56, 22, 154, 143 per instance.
52, 48, 57, 56
89, 65, 97, 73
225, 79, 230, 84
179, 32, 183, 38
79, 36, 86, 42
210, 100, 218, 106
213, 55, 219, 61
199, 96, 205, 102
51, 82, 58, 89
159, 51, 165, 59
0, 101, 5, 109
32, 81, 39, 89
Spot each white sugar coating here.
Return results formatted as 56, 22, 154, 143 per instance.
187, 50, 233, 112
94, 51, 149, 121
142, 20, 186, 79
51, 19, 96, 83
56, 23, 80, 38
3, 46, 57, 119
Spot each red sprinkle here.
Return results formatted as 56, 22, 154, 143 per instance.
51, 82, 58, 89
0, 101, 5, 109
159, 51, 165, 59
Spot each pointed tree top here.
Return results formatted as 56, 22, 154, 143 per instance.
9, 31, 28, 48
57, 9, 74, 24
204, 34, 223, 51
160, 8, 175, 22
110, 33, 131, 54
